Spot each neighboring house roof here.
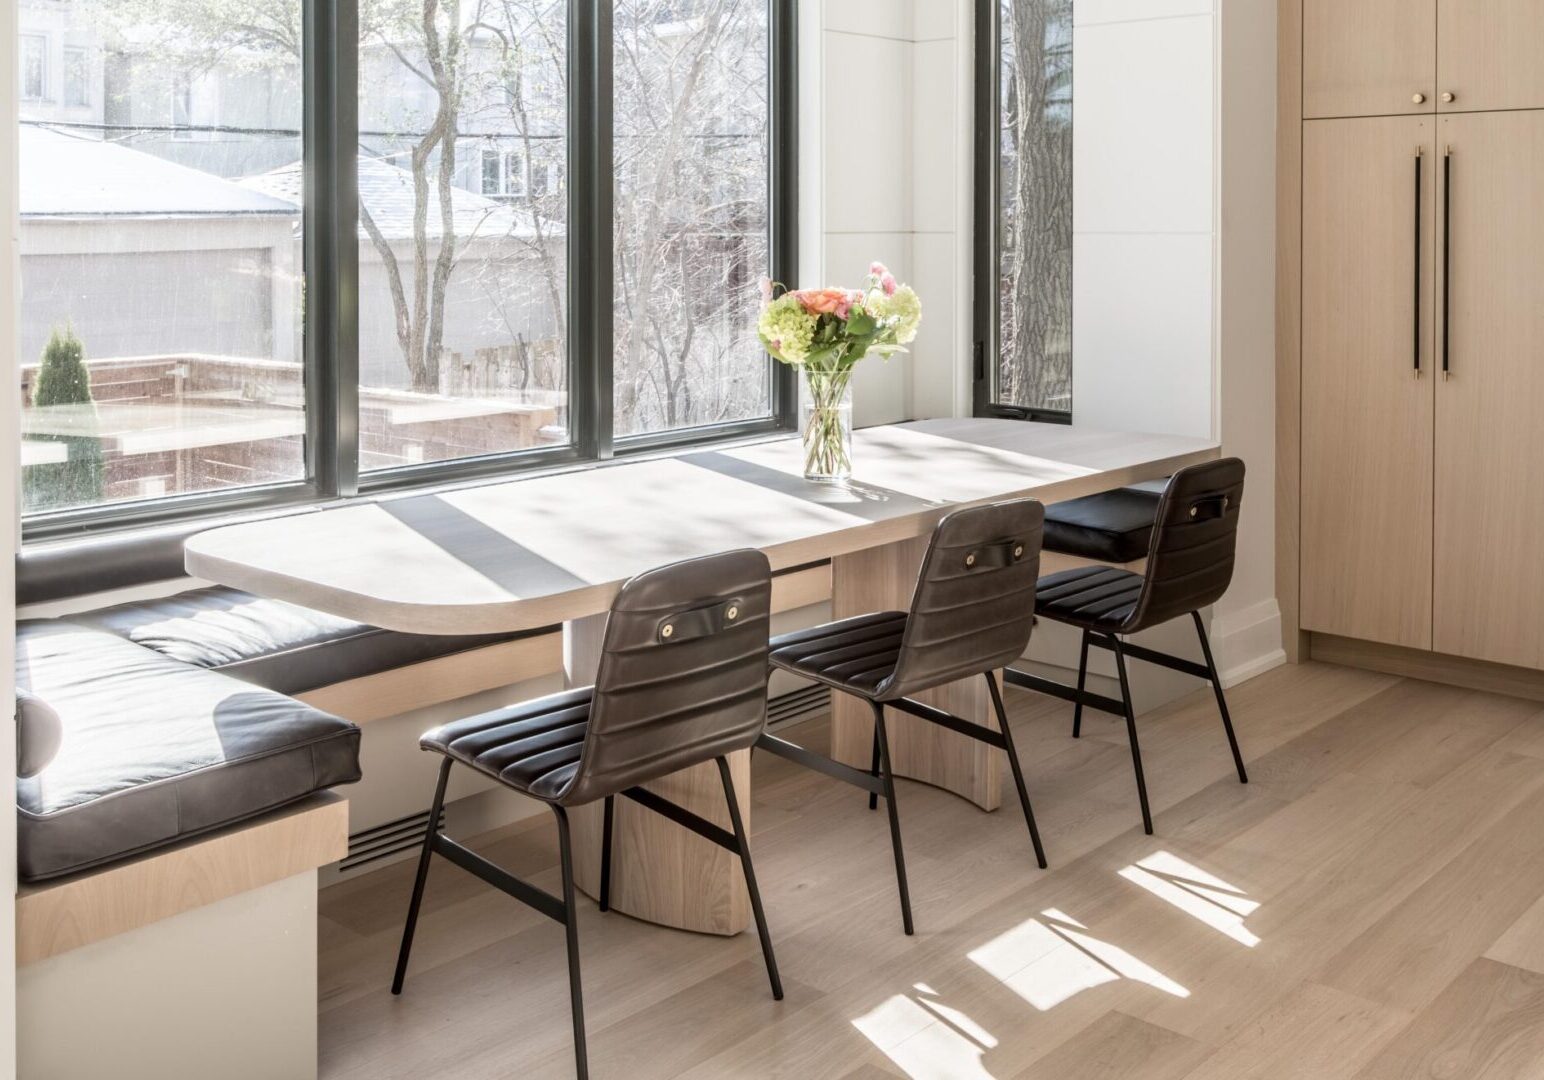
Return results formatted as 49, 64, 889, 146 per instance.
19, 125, 298, 218
240, 155, 546, 242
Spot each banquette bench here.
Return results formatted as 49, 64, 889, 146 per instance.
13, 582, 538, 1080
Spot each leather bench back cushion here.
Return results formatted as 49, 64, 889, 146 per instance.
75, 586, 517, 695
15, 621, 360, 882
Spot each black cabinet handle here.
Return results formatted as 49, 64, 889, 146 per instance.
1414, 148, 1423, 376
1442, 147, 1453, 379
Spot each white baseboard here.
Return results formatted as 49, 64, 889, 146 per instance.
1208, 597, 1287, 688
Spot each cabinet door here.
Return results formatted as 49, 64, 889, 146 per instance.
1438, 0, 1544, 113
1301, 117, 1436, 648
1304, 0, 1435, 119
1433, 111, 1544, 667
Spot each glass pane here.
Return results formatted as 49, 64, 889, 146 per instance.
997, 0, 1073, 412
612, 0, 772, 438
358, 0, 569, 471
18, 2, 305, 514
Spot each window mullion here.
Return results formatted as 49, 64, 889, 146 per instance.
570, 0, 613, 462
304, 0, 361, 497
769, 0, 799, 429
972, 0, 1000, 419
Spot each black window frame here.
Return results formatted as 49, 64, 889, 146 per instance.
21, 0, 799, 544
972, 0, 1072, 426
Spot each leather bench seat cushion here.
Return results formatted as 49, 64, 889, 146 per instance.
1042, 488, 1162, 563
75, 586, 520, 696
14, 620, 361, 882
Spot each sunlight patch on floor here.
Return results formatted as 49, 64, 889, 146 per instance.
965, 909, 1189, 1012
852, 988, 997, 1080
1119, 851, 1260, 947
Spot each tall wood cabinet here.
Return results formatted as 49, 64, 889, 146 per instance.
1293, 2, 1544, 672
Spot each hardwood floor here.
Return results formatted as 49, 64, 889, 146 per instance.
318, 661, 1544, 1079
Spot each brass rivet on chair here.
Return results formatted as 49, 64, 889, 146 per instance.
1013, 545, 1024, 559
1189, 506, 1198, 518
1223, 496, 1230, 510
661, 624, 674, 639
726, 605, 739, 621
965, 552, 977, 567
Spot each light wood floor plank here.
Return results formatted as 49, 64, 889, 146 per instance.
1486, 891, 1544, 976
1177, 982, 1410, 1080
1351, 959, 1544, 1080
1016, 1010, 1206, 1079
1316, 775, 1544, 1012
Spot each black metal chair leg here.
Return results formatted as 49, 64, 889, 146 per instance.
869, 702, 915, 935
985, 671, 1048, 869
867, 726, 881, 811
715, 757, 784, 1000
1192, 611, 1249, 784
598, 795, 615, 912
391, 757, 452, 995
1072, 629, 1091, 738
552, 806, 589, 1080
1110, 638, 1154, 834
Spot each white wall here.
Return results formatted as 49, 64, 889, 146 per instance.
1, 0, 21, 1071
1211, 0, 1283, 683
1071, 0, 1217, 440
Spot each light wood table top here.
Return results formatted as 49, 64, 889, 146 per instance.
184, 419, 1217, 635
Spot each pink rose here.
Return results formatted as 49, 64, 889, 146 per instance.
869, 261, 888, 277
794, 287, 852, 317
881, 272, 898, 296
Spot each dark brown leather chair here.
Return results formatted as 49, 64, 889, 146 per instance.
391, 550, 781, 1080
1008, 458, 1249, 835
756, 499, 1048, 935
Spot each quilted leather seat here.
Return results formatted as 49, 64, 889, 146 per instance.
765, 612, 907, 699
421, 687, 594, 802
1034, 565, 1144, 633
1042, 487, 1161, 563
15, 620, 361, 881
76, 585, 522, 696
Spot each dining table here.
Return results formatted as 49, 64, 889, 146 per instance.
184, 418, 1218, 935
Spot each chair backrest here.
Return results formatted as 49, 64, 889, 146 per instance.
565, 548, 773, 805
878, 498, 1044, 701
1127, 457, 1246, 632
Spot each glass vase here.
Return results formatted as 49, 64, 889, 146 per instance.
799, 368, 853, 482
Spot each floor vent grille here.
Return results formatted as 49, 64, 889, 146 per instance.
340, 807, 445, 875
767, 683, 831, 731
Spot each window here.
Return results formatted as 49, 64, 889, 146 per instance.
63, 47, 89, 107
17, 3, 305, 517
20, 35, 46, 102
478, 147, 532, 199
612, 0, 776, 438
17, 0, 795, 533
974, 0, 1073, 419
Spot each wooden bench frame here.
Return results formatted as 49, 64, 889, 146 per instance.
18, 794, 347, 965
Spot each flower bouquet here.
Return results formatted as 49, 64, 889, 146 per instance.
756, 262, 922, 481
